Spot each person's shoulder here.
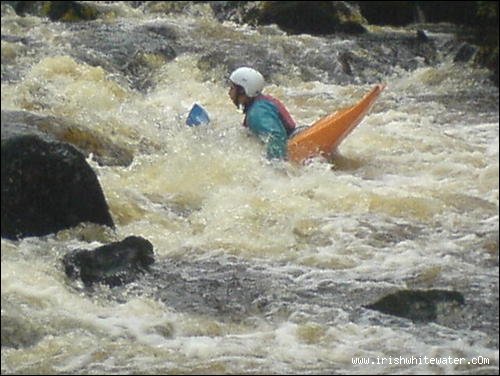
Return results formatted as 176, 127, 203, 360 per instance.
248, 101, 271, 122
250, 98, 278, 114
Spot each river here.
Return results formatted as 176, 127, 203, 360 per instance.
1, 2, 498, 374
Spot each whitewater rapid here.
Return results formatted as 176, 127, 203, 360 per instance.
2, 2, 498, 374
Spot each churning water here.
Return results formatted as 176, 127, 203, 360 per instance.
1, 2, 498, 374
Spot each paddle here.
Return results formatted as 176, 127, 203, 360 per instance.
186, 103, 210, 126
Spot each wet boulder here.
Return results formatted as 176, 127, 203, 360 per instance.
43, 1, 99, 22
66, 21, 177, 92
454, 42, 478, 63
358, 1, 419, 26
257, 1, 367, 35
6, 1, 98, 21
365, 289, 465, 322
412, 29, 437, 65
212, 1, 367, 35
1, 135, 114, 239
62, 236, 155, 287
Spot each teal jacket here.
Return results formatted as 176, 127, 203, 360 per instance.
244, 96, 295, 160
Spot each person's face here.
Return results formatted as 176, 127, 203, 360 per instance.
228, 82, 240, 108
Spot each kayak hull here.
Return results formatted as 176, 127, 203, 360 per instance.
287, 84, 385, 163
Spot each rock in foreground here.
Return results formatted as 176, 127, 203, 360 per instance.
62, 236, 155, 287
365, 289, 465, 322
1, 135, 114, 239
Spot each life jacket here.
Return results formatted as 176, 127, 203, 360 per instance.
244, 94, 296, 136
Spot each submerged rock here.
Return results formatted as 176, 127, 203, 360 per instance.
62, 236, 155, 287
1, 110, 134, 167
1, 135, 114, 239
0, 315, 45, 349
364, 289, 465, 322
66, 21, 177, 92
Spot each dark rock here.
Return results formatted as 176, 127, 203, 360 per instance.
210, 1, 262, 24
358, 2, 479, 27
1, 135, 114, 239
338, 52, 355, 75
416, 29, 429, 43
198, 45, 284, 83
358, 1, 418, 26
418, 2, 478, 25
3, 1, 44, 17
5, 1, 99, 21
365, 289, 465, 321
210, 1, 367, 35
62, 236, 155, 287
67, 21, 177, 91
454, 42, 478, 63
256, 1, 366, 35
1, 34, 30, 45
44, 1, 98, 22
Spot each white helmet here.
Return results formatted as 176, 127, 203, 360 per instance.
229, 67, 265, 97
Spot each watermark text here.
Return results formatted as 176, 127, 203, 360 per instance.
352, 355, 491, 366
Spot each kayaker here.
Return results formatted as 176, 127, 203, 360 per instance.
228, 67, 296, 160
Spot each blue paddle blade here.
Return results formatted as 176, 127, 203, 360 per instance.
186, 103, 210, 126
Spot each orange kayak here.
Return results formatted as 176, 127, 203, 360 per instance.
288, 84, 385, 163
